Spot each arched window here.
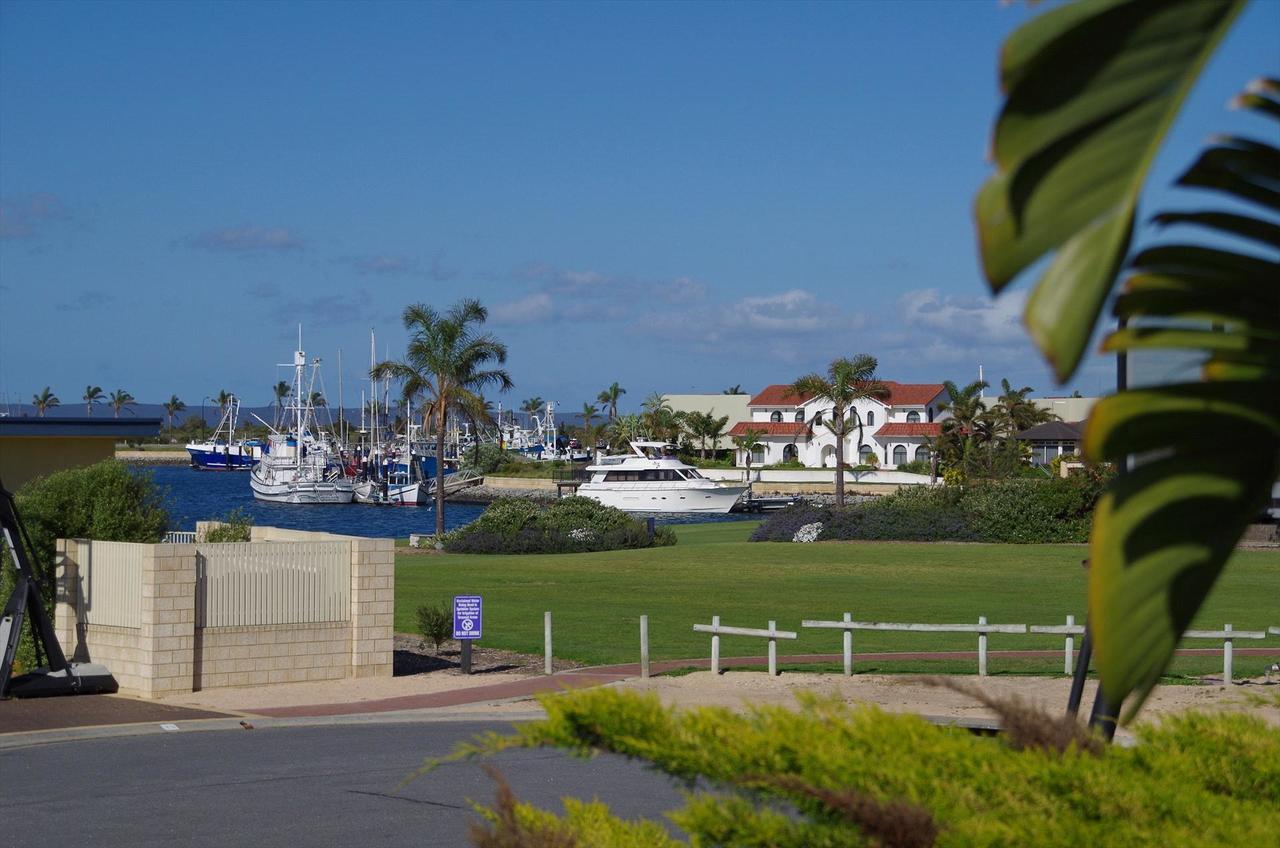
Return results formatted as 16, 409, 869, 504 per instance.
794, 410, 804, 422
770, 411, 782, 423
915, 445, 930, 462
906, 410, 921, 423
892, 445, 907, 466
866, 410, 875, 426
858, 444, 875, 464
927, 407, 935, 423
814, 411, 824, 426
751, 445, 766, 464
783, 443, 798, 462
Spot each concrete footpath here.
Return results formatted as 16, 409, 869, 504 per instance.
4, 647, 1274, 745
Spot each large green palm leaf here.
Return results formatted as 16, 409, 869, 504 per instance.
979, 0, 1274, 720
1085, 82, 1280, 717
976, 0, 1244, 380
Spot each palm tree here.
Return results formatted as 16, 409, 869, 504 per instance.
640, 392, 684, 443
214, 390, 233, 420
309, 391, 326, 409
162, 395, 186, 430
83, 385, 104, 416
272, 380, 291, 428
520, 396, 544, 427
685, 410, 730, 460
732, 427, 764, 485
596, 382, 625, 421
607, 414, 643, 450
792, 355, 888, 508
936, 379, 988, 473
723, 385, 745, 395
994, 378, 1056, 432
32, 386, 59, 417
372, 299, 512, 536
580, 403, 599, 432
108, 388, 135, 418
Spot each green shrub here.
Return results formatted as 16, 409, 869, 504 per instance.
442, 496, 676, 555
416, 601, 452, 653
1, 461, 168, 670
896, 459, 933, 475
752, 475, 1112, 544
437, 689, 1280, 846
203, 508, 253, 543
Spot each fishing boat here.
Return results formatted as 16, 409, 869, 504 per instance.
249, 335, 355, 504
186, 396, 266, 470
573, 441, 748, 513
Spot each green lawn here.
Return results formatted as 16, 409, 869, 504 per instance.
394, 521, 1280, 676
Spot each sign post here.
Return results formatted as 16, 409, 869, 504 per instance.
453, 595, 482, 675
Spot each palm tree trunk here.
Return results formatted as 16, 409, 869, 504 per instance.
834, 404, 846, 508
435, 407, 447, 537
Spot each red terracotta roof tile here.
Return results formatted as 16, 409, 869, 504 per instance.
727, 421, 809, 437
873, 422, 942, 438
747, 385, 812, 407
883, 382, 945, 406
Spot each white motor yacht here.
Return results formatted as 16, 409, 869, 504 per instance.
574, 441, 747, 514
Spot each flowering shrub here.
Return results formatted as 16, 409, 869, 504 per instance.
792, 522, 823, 543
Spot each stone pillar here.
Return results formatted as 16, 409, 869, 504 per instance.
349, 538, 394, 678
138, 543, 197, 697
53, 538, 82, 656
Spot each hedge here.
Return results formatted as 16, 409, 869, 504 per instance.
751, 475, 1109, 544
442, 496, 676, 554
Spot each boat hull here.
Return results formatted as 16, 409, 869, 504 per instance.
575, 484, 748, 514
250, 470, 354, 504
354, 480, 428, 506
187, 444, 264, 470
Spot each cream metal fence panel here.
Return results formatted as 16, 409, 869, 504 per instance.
81, 541, 146, 628
196, 541, 351, 628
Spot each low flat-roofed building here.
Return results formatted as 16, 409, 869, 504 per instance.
662, 394, 751, 451
0, 416, 163, 489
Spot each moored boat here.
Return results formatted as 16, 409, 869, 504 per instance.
186, 396, 266, 470
249, 335, 355, 504
574, 441, 748, 513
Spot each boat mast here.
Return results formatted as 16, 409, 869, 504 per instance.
295, 324, 305, 474
337, 347, 344, 447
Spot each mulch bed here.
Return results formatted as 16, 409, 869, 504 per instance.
393, 633, 584, 676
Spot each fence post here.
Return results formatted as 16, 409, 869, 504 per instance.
711, 615, 721, 674
843, 612, 853, 677
640, 614, 650, 679
1223, 623, 1233, 685
1064, 614, 1075, 675
544, 611, 553, 676
768, 620, 778, 676
978, 615, 988, 677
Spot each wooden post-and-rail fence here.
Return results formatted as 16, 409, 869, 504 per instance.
802, 615, 1027, 677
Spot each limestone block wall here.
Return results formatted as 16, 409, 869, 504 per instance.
55, 528, 394, 698
194, 622, 352, 688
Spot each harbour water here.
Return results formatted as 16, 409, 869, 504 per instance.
143, 466, 747, 538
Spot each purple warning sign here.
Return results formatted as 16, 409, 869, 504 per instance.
453, 595, 482, 640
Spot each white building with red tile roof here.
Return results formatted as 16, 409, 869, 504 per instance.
726, 381, 951, 469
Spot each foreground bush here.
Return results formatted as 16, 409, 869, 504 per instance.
752, 475, 1109, 544
1, 461, 169, 670
430, 689, 1280, 847
442, 496, 676, 554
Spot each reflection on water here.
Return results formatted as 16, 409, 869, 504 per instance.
139, 465, 750, 539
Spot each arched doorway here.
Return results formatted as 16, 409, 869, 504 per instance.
820, 445, 836, 467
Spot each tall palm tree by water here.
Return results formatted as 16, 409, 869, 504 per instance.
216, 390, 232, 417
32, 387, 59, 417
792, 355, 888, 508
580, 403, 598, 432
596, 382, 625, 421
109, 389, 135, 418
163, 395, 186, 430
272, 381, 291, 428
83, 385, 104, 416
372, 299, 512, 536
520, 397, 543, 427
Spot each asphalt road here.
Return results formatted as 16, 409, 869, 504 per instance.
2, 721, 690, 846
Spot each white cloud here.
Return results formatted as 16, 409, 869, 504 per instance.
896, 288, 1026, 345
0, 193, 70, 240
187, 226, 304, 254
490, 292, 554, 325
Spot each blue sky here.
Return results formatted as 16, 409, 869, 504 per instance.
1, 0, 1276, 414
